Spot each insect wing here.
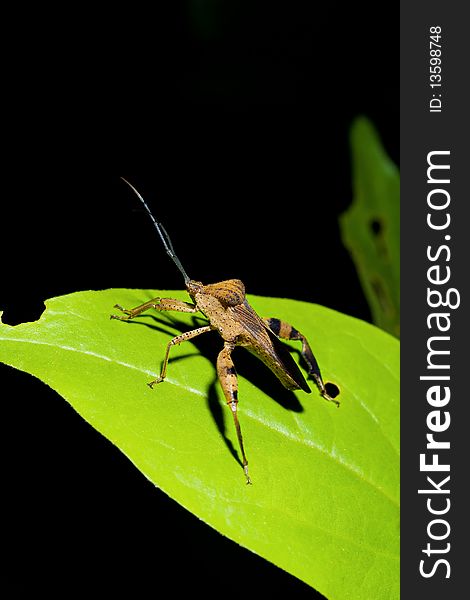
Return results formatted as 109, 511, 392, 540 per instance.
230, 301, 310, 393
264, 328, 311, 393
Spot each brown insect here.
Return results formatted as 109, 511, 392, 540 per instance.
111, 179, 339, 483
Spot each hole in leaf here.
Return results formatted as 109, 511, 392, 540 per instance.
325, 382, 340, 399
368, 217, 390, 260
369, 218, 383, 237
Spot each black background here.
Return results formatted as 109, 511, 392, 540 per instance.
2, 3, 397, 597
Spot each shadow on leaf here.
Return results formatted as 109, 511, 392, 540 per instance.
116, 312, 311, 469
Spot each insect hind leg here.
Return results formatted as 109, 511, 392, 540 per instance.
264, 317, 339, 406
216, 342, 251, 484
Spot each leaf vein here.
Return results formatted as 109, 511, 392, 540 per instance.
244, 407, 398, 508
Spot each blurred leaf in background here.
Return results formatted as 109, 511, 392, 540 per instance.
340, 117, 400, 338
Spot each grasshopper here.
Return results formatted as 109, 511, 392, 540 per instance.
111, 179, 339, 483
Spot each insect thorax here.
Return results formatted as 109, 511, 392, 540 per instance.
193, 282, 247, 342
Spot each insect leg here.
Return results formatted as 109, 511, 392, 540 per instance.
264, 318, 339, 406
111, 298, 198, 320
148, 325, 212, 387
216, 342, 251, 484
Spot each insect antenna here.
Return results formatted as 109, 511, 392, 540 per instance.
120, 177, 190, 284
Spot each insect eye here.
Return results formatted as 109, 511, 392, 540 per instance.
187, 280, 204, 294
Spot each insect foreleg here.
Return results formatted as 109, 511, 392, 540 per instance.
111, 297, 198, 320
148, 325, 212, 388
264, 317, 339, 406
216, 342, 251, 484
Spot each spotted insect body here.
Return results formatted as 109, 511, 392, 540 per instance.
112, 179, 339, 483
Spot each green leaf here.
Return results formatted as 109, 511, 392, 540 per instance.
0, 289, 399, 600
340, 117, 400, 338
